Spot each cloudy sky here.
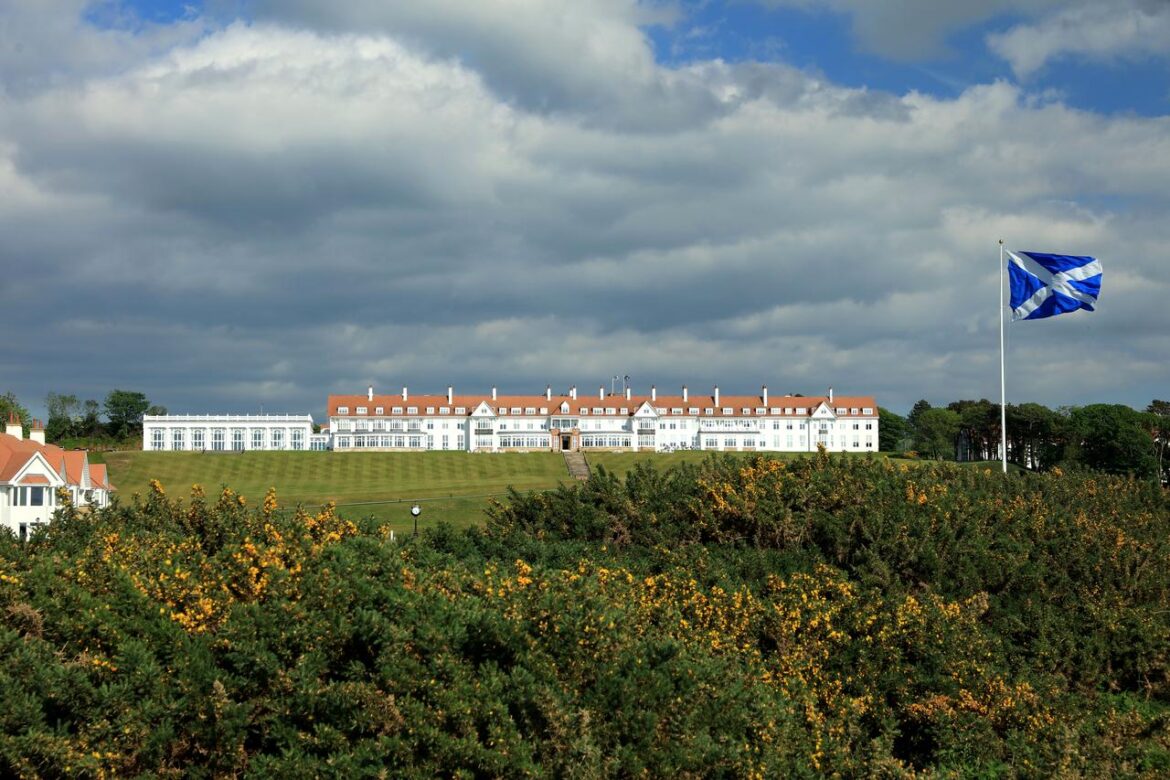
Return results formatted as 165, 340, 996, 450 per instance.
1, 0, 1167, 420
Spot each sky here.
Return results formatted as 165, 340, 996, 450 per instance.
1, 0, 1167, 420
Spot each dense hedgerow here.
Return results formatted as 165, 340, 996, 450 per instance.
0, 454, 1167, 777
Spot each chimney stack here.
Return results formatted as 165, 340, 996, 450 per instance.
29, 419, 45, 445
546, 385, 552, 401
682, 385, 688, 403
570, 386, 577, 400
651, 385, 657, 402
762, 385, 768, 406
368, 385, 374, 402
402, 386, 408, 402
447, 386, 453, 405
828, 387, 834, 403
713, 385, 720, 407
625, 386, 631, 401
491, 386, 498, 401
599, 386, 605, 401
5, 411, 21, 439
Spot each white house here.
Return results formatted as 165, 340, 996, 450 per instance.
143, 414, 315, 452
326, 384, 878, 454
0, 413, 114, 540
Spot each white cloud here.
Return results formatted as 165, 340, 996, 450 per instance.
987, 0, 1170, 77
0, 6, 1167, 418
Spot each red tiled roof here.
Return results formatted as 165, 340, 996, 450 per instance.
327, 391, 878, 418
19, 474, 50, 485
0, 432, 114, 491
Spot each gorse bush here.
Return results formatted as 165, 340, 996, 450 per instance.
1, 455, 1168, 777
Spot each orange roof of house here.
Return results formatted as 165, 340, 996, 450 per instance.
19, 474, 50, 485
327, 391, 878, 418
90, 464, 112, 491
0, 432, 114, 491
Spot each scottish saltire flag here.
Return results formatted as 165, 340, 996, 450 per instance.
1006, 250, 1102, 321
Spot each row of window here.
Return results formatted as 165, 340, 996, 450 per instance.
150, 428, 306, 451
8, 486, 54, 507
335, 404, 876, 419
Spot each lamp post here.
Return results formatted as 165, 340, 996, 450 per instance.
411, 503, 421, 538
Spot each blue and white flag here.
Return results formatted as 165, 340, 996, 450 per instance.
1006, 250, 1102, 321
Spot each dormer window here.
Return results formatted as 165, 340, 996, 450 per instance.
689, 408, 699, 415
337, 406, 349, 415
722, 408, 733, 415
742, 408, 752, 415
604, 407, 616, 415
407, 406, 418, 415
455, 407, 466, 414
756, 408, 767, 415
375, 407, 384, 415
525, 407, 536, 415
499, 408, 508, 415
671, 408, 683, 415
357, 407, 367, 415
560, 402, 569, 413
620, 408, 628, 415
511, 407, 522, 414
393, 407, 404, 415
540, 407, 549, 414
426, 407, 435, 415
863, 407, 873, 415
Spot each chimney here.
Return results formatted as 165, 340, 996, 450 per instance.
29, 419, 45, 445
545, 385, 552, 401
599, 386, 605, 401
625, 386, 631, 401
713, 385, 720, 407
828, 387, 834, 403
491, 386, 498, 401
570, 386, 577, 400
682, 385, 688, 403
402, 386, 408, 401
368, 385, 374, 402
762, 385, 768, 406
447, 386, 454, 405
651, 385, 657, 402
5, 411, 20, 439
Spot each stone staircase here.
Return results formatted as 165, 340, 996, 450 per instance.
563, 450, 591, 481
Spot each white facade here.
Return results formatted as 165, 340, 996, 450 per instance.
326, 385, 879, 454
143, 414, 314, 452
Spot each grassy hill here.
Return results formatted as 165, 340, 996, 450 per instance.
102, 451, 571, 534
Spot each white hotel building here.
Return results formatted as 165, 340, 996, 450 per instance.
143, 414, 315, 452
328, 385, 878, 454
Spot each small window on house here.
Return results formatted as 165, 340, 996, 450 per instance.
426, 407, 435, 415
375, 407, 384, 415
337, 406, 349, 415
756, 408, 767, 415
455, 407, 466, 414
863, 407, 874, 415
580, 408, 589, 415
392, 407, 403, 414
525, 407, 536, 415
620, 408, 628, 415
705, 408, 714, 415
592, 408, 603, 415
511, 407, 522, 415
671, 408, 683, 415
605, 408, 616, 415
689, 408, 699, 415
440, 407, 451, 415
540, 407, 548, 414
742, 408, 752, 415
407, 407, 418, 415
836, 408, 846, 415
722, 408, 733, 415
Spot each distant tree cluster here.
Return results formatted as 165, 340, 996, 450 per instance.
1, 389, 164, 446
882, 398, 1168, 482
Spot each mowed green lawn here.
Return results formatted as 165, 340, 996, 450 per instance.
102, 451, 572, 534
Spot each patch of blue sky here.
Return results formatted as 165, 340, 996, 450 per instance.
84, 0, 204, 30
647, 2, 1168, 117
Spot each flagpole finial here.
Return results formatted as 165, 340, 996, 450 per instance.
998, 238, 1004, 245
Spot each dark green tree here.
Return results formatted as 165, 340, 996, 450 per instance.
44, 392, 81, 442
948, 399, 998, 462
104, 390, 151, 438
913, 407, 961, 460
877, 407, 907, 452
1007, 402, 1061, 470
1067, 404, 1157, 478
80, 399, 103, 437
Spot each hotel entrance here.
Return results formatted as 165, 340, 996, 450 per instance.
561, 434, 572, 451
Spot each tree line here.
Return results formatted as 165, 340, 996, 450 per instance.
880, 398, 1168, 481
0, 389, 164, 445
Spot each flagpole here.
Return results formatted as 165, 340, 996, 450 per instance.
999, 240, 1008, 474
